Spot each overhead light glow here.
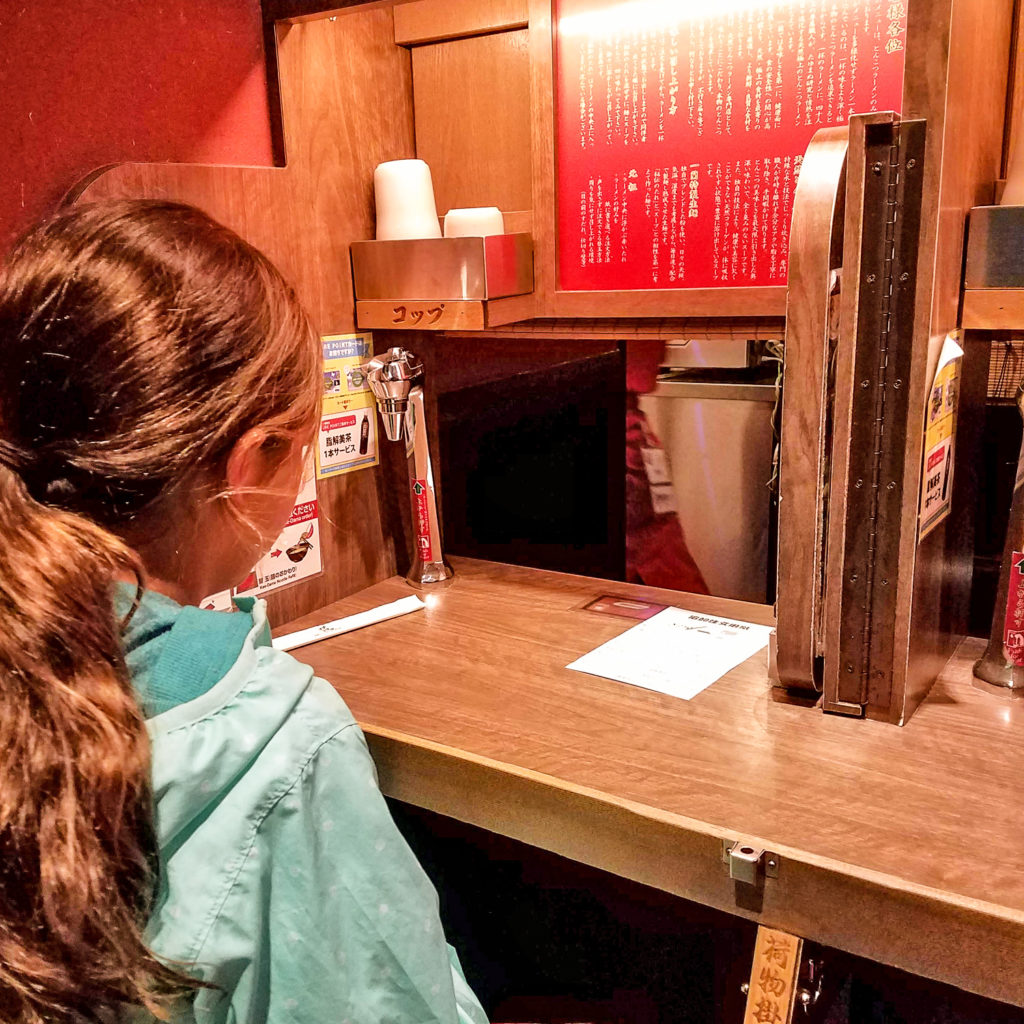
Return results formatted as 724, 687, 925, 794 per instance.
558, 0, 785, 38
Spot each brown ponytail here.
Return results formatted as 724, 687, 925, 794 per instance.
0, 200, 321, 1021
0, 461, 185, 1021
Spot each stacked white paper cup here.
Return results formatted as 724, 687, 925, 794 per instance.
443, 207, 505, 237
373, 159, 442, 240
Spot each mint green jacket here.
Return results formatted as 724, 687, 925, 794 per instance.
122, 589, 487, 1024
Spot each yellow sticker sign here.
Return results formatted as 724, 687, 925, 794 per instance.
316, 333, 379, 479
919, 332, 963, 540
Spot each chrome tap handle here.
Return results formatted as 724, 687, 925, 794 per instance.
361, 347, 423, 442
360, 348, 454, 589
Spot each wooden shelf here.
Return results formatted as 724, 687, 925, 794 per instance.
962, 288, 1024, 330
356, 298, 487, 331
351, 233, 534, 331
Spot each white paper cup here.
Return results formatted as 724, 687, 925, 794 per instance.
373, 159, 442, 240
443, 207, 505, 237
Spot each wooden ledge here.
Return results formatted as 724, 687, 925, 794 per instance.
280, 558, 1024, 1006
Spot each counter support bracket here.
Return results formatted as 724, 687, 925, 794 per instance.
723, 841, 780, 885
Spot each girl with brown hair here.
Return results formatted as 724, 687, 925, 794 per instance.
0, 200, 487, 1024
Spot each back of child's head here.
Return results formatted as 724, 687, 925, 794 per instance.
0, 199, 319, 1022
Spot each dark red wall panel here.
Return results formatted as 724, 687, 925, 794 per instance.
0, 0, 274, 248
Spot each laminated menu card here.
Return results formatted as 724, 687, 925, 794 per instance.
567, 607, 772, 700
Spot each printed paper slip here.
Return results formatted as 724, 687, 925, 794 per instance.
567, 608, 772, 700
918, 332, 963, 540
317, 333, 379, 479
202, 458, 322, 609
318, 399, 376, 478
273, 596, 425, 652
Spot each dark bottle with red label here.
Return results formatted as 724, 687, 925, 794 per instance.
359, 413, 369, 455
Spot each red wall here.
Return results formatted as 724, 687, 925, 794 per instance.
0, 1, 275, 249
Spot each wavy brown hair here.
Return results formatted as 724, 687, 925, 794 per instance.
0, 200, 320, 1022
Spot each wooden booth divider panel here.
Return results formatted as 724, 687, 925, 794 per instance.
887, 0, 1012, 722
78, 7, 416, 625
763, 0, 1011, 723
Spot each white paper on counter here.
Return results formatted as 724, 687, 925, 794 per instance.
567, 607, 772, 700
273, 595, 425, 652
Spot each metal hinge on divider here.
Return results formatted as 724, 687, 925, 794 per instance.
825, 113, 925, 717
856, 127, 902, 699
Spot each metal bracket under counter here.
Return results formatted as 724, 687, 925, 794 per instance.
722, 841, 780, 885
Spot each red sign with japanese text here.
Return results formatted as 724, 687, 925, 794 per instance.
285, 499, 319, 528
556, 0, 907, 290
322, 414, 357, 432
412, 479, 434, 561
1004, 551, 1024, 666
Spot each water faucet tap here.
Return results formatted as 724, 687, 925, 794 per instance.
362, 347, 455, 589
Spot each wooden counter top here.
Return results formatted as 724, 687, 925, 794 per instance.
281, 558, 1024, 1006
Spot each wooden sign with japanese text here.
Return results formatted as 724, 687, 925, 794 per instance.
555, 0, 907, 291
743, 926, 804, 1024
356, 300, 485, 332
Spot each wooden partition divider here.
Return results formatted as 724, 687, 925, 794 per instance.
878, 0, 1011, 722
78, 7, 416, 625
774, 126, 848, 694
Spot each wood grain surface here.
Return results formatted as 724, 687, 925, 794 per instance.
774, 125, 847, 693
527, 0, 556, 312
962, 289, 1024, 330
281, 558, 1024, 1006
411, 29, 533, 216
891, 0, 1013, 723
356, 299, 486, 330
394, 0, 528, 44
79, 9, 414, 624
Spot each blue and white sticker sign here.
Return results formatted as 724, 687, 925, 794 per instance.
316, 333, 379, 479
